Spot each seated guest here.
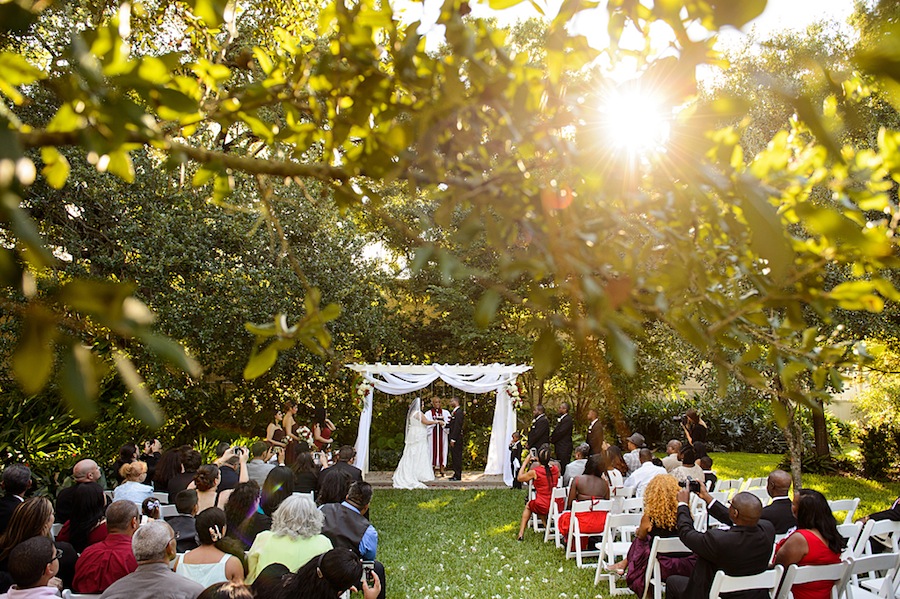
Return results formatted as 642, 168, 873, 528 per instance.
142, 497, 161, 522
260, 467, 294, 517
316, 468, 351, 507
111, 444, 139, 485
174, 508, 243, 587
246, 495, 332, 583
114, 462, 154, 505
762, 469, 798, 534
623, 449, 667, 497
223, 482, 270, 551
515, 444, 560, 542
0, 464, 31, 535
249, 563, 288, 599
602, 445, 628, 488
56, 483, 108, 553
213, 444, 240, 492
139, 439, 162, 481
196, 581, 255, 599
558, 453, 609, 545
328, 446, 363, 484
320, 483, 385, 599
563, 444, 590, 487
191, 465, 226, 512
293, 452, 328, 495
153, 449, 184, 494
245, 442, 276, 487
0, 498, 76, 592
99, 520, 204, 599
168, 448, 202, 504
273, 548, 381, 599
3, 536, 63, 598
665, 490, 774, 599
773, 489, 844, 599
661, 440, 682, 473
603, 475, 696, 595
56, 459, 105, 524
670, 447, 703, 486
699, 456, 717, 492
167, 490, 200, 553
73, 500, 140, 594
623, 433, 646, 475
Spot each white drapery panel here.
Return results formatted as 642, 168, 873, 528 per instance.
350, 364, 530, 484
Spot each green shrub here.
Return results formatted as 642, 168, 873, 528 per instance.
859, 423, 897, 479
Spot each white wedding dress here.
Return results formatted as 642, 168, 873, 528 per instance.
392, 399, 436, 489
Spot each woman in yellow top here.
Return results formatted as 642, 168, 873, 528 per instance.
245, 494, 333, 583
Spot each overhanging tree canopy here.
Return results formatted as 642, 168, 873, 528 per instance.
347, 363, 531, 486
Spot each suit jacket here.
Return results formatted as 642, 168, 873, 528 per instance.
761, 497, 798, 534
448, 407, 464, 443
587, 420, 603, 456
330, 461, 364, 483
550, 414, 573, 457
869, 497, 900, 522
0, 494, 22, 535
676, 502, 774, 599
528, 415, 550, 450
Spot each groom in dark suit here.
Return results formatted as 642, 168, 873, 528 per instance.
527, 405, 550, 451
666, 489, 774, 599
448, 397, 464, 481
550, 402, 573, 469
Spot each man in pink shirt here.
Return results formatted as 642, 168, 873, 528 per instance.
73, 501, 140, 593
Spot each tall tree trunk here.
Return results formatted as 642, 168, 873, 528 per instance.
813, 400, 830, 457
779, 397, 804, 490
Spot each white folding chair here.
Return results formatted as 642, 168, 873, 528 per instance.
566, 499, 615, 568
641, 535, 691, 599
613, 486, 636, 498
837, 522, 863, 559
708, 564, 783, 599
160, 504, 178, 518
62, 591, 102, 599
845, 552, 900, 599
745, 487, 771, 504
613, 496, 644, 514
153, 491, 170, 504
775, 562, 850, 599
741, 477, 766, 491
545, 486, 570, 545
50, 522, 63, 540
526, 481, 545, 533
828, 498, 860, 525
853, 519, 900, 557
594, 512, 643, 594
607, 469, 624, 489
715, 478, 743, 496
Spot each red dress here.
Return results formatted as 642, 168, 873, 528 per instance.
527, 465, 560, 516
314, 424, 333, 450
776, 529, 841, 599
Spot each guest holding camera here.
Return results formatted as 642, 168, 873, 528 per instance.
515, 444, 560, 542
681, 408, 707, 447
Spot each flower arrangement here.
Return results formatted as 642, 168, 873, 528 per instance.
296, 425, 314, 445
355, 379, 374, 409
506, 379, 524, 409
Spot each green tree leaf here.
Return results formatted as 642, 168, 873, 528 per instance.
533, 328, 562, 379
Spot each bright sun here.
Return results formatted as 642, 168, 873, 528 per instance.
598, 88, 671, 156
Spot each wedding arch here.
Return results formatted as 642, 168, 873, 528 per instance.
346, 363, 532, 487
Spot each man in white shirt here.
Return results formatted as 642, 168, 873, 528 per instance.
245, 442, 276, 486
623, 433, 645, 475
661, 439, 682, 473
563, 444, 590, 486
623, 449, 667, 496
425, 397, 451, 477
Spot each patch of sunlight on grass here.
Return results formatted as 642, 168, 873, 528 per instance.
486, 523, 516, 536
418, 497, 452, 510
466, 491, 486, 505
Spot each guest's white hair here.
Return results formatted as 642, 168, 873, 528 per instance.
272, 495, 324, 539
132, 520, 173, 561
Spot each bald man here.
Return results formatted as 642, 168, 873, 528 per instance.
56, 459, 105, 523
666, 489, 775, 599
761, 469, 797, 534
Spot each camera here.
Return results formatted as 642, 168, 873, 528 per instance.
672, 414, 688, 425
529, 448, 537, 458
362, 560, 375, 585
232, 447, 244, 456
678, 478, 701, 493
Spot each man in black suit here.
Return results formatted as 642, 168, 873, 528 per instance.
550, 402, 573, 469
0, 463, 31, 535
527, 405, 550, 451
447, 397, 464, 481
330, 445, 364, 483
761, 469, 797, 534
56, 459, 104, 523
666, 489, 775, 599
586, 409, 603, 456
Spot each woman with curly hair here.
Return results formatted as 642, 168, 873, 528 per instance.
0, 497, 77, 591
604, 474, 696, 595
245, 495, 332, 583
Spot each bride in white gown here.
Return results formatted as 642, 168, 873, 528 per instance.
392, 397, 442, 489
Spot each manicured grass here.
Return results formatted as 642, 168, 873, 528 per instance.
370, 454, 900, 598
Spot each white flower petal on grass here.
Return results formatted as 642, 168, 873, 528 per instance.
541, 578, 549, 584
558, 566, 564, 573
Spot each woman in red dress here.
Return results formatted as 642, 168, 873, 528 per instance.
312, 405, 336, 452
557, 453, 610, 544
773, 488, 844, 599
516, 444, 560, 541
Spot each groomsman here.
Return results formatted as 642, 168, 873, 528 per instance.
427, 397, 451, 477
550, 402, 573, 468
586, 408, 603, 456
448, 397, 464, 481
527, 405, 550, 451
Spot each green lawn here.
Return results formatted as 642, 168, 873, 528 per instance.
369, 453, 900, 599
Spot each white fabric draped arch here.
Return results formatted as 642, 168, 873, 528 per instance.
347, 363, 532, 487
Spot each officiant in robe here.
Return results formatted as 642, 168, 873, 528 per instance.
426, 397, 451, 476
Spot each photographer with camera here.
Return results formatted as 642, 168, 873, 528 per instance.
681, 408, 707, 448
